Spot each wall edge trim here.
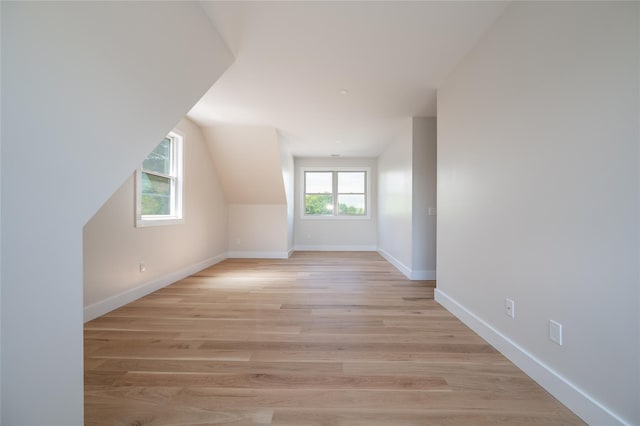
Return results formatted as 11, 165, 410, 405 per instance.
434, 288, 629, 426
83, 252, 228, 322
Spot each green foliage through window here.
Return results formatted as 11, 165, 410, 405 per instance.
141, 172, 171, 215
137, 132, 183, 224
304, 170, 367, 217
305, 194, 333, 215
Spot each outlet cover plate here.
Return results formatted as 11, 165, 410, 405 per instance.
505, 298, 515, 319
549, 320, 563, 345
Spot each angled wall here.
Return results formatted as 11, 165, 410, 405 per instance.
83, 118, 228, 321
203, 125, 286, 204
203, 125, 289, 257
1, 2, 232, 423
437, 2, 639, 424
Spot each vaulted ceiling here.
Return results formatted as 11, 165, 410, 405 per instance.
189, 1, 508, 157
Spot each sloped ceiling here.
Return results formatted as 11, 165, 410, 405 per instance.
190, 1, 508, 157
203, 125, 287, 204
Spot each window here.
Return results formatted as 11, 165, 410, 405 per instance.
135, 131, 184, 227
302, 168, 369, 219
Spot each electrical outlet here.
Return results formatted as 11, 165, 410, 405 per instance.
505, 298, 515, 319
139, 262, 146, 273
428, 207, 437, 216
549, 320, 563, 345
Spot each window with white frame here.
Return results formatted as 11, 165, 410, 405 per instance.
302, 168, 369, 219
136, 131, 184, 227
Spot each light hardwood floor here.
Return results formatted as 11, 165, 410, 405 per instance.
85, 251, 584, 425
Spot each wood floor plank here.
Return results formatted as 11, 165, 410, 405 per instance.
84, 251, 584, 425
113, 372, 448, 390
169, 388, 572, 411
93, 359, 344, 375
270, 408, 577, 426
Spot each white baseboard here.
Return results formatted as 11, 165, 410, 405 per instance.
83, 253, 227, 322
227, 251, 290, 259
377, 248, 411, 279
294, 245, 377, 251
378, 249, 436, 280
411, 270, 436, 280
287, 248, 295, 258
434, 288, 628, 426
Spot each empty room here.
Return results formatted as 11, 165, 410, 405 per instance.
2, 1, 638, 425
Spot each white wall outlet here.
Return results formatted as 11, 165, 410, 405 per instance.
428, 207, 437, 216
139, 262, 146, 273
549, 320, 563, 345
505, 298, 515, 319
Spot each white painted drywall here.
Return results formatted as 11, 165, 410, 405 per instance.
377, 117, 436, 279
1, 2, 232, 423
83, 118, 228, 315
377, 119, 414, 270
0, 2, 3, 414
294, 157, 377, 250
202, 124, 289, 258
412, 117, 437, 277
227, 204, 288, 257
203, 125, 287, 204
437, 2, 639, 424
280, 139, 295, 253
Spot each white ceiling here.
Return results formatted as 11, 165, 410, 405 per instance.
189, 1, 508, 157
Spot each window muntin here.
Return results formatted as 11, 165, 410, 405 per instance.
303, 169, 368, 218
136, 132, 183, 227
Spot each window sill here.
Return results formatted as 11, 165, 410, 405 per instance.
301, 215, 371, 221
136, 216, 184, 228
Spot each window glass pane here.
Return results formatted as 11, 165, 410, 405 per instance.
305, 172, 332, 193
338, 172, 365, 193
305, 194, 333, 215
142, 137, 172, 175
338, 194, 365, 215
141, 172, 171, 215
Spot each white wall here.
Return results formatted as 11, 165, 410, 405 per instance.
203, 124, 289, 258
83, 118, 228, 320
203, 125, 287, 204
1, 2, 232, 424
412, 117, 437, 278
280, 138, 296, 253
377, 117, 437, 279
0, 2, 3, 414
294, 157, 377, 250
228, 204, 289, 258
437, 2, 639, 425
377, 118, 414, 274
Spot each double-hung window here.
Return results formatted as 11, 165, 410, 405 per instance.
135, 131, 184, 227
302, 168, 369, 219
